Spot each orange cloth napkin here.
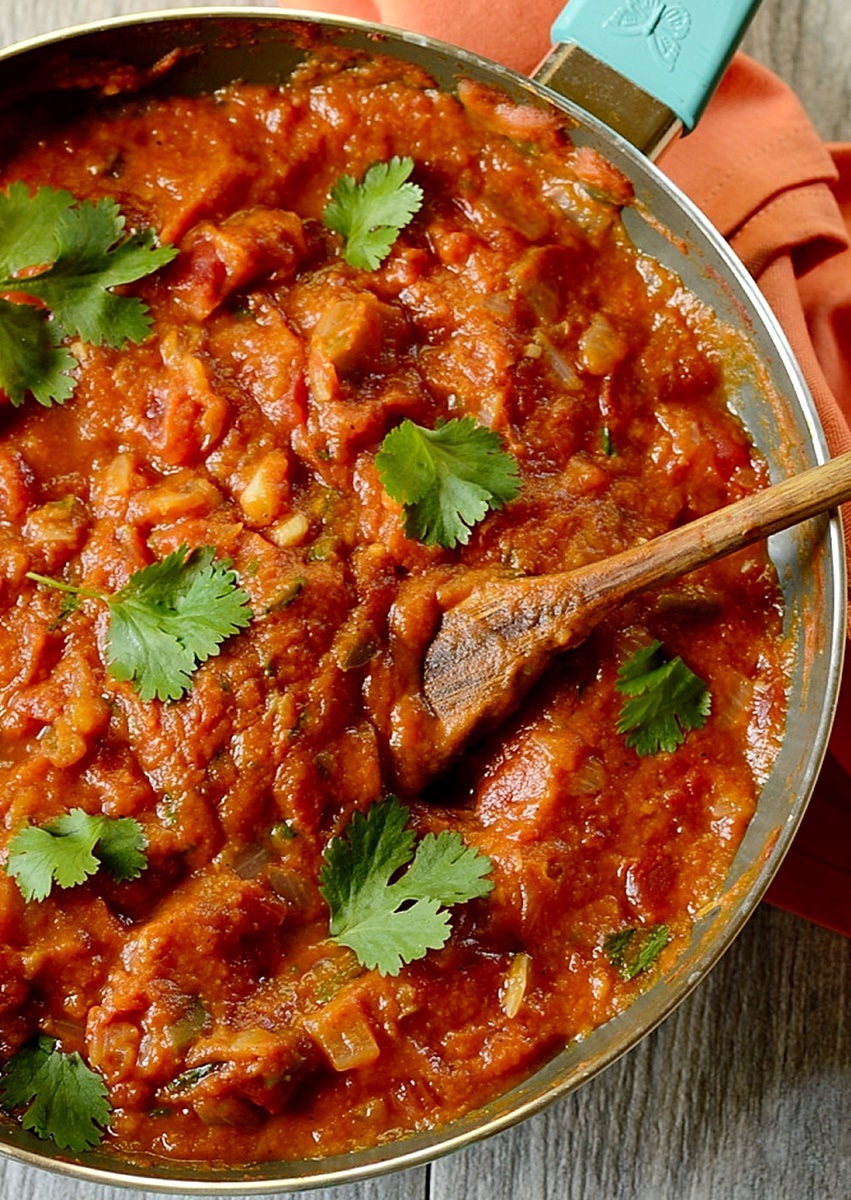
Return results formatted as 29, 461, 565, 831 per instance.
286, 1, 851, 936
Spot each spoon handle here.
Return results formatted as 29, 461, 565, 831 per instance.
414, 450, 850, 792
559, 449, 851, 633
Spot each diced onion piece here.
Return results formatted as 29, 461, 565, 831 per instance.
266, 865, 314, 913
268, 512, 309, 548
538, 333, 581, 390
238, 450, 290, 526
304, 992, 380, 1072
86, 1017, 141, 1084
578, 313, 627, 377
47, 1016, 86, 1043
715, 672, 755, 732
166, 996, 209, 1050
499, 952, 530, 1018
231, 843, 270, 880
126, 469, 221, 527
568, 755, 606, 797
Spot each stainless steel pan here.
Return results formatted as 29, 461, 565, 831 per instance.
0, 6, 844, 1192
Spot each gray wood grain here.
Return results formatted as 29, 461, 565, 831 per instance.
0, 4, 849, 1200
0, 1160, 426, 1200
742, 0, 851, 141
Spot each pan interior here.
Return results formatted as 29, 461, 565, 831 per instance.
0, 10, 843, 1191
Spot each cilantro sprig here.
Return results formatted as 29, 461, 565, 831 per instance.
0, 1035, 111, 1152
27, 544, 253, 702
604, 924, 670, 981
322, 156, 423, 271
0, 182, 176, 407
6, 809, 147, 903
375, 416, 520, 548
319, 796, 493, 977
615, 640, 711, 756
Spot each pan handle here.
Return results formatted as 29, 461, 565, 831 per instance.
536, 0, 762, 158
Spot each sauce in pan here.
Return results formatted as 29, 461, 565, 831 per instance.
0, 48, 787, 1165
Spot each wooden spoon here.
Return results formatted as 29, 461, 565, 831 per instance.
402, 451, 851, 790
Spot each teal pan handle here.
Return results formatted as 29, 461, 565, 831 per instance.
550, 0, 763, 131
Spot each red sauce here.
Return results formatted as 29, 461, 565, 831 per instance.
0, 49, 788, 1166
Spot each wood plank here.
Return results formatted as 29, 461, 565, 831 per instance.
0, 1156, 427, 1200
743, 0, 851, 140
0, 0, 258, 50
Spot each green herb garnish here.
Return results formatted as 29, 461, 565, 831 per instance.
164, 1062, 223, 1094
27, 544, 253, 702
319, 796, 493, 976
322, 156, 423, 271
615, 640, 711, 756
5, 809, 147, 902
375, 416, 520, 548
604, 924, 670, 980
0, 1035, 111, 1151
0, 183, 176, 406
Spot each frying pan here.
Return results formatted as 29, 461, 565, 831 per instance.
0, 4, 844, 1192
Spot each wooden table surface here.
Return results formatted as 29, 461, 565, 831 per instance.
0, 2, 848, 1198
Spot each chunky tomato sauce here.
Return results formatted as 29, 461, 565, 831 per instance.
0, 46, 788, 1166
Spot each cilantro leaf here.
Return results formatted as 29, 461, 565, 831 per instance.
0, 184, 177, 406
319, 796, 493, 976
399, 827, 497, 906
16, 204, 172, 347
0, 297, 77, 406
88, 813, 148, 883
320, 794, 416, 934
615, 640, 711, 756
28, 544, 253, 702
322, 156, 423, 271
375, 417, 520, 548
604, 924, 670, 981
0, 1035, 111, 1152
0, 182, 73, 276
5, 809, 147, 903
106, 545, 253, 701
